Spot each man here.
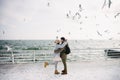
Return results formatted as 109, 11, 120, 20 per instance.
60, 37, 68, 75
44, 38, 68, 75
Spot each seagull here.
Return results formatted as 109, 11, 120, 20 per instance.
96, 24, 99, 26
72, 16, 75, 20
47, 2, 50, 7
57, 29, 61, 33
114, 13, 120, 18
24, 18, 26, 22
85, 16, 88, 19
5, 45, 12, 51
104, 30, 110, 34
75, 40, 77, 43
66, 13, 69, 18
108, 0, 112, 8
102, 0, 112, 9
80, 22, 83, 24
68, 32, 71, 35
118, 44, 120, 46
3, 30, 5, 34
97, 31, 102, 36
56, 36, 58, 39
75, 12, 81, 19
117, 33, 120, 35
79, 4, 82, 9
69, 10, 71, 14
79, 4, 83, 12
102, 0, 106, 9
57, 30, 59, 32
104, 30, 108, 32
80, 27, 82, 30
109, 38, 113, 40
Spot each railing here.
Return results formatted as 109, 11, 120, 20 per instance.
0, 48, 120, 64
0, 50, 54, 64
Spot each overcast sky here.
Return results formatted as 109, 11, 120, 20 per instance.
0, 0, 120, 40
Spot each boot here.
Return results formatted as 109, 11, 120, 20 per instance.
54, 70, 60, 74
62, 70, 65, 73
61, 71, 67, 75
61, 69, 67, 75
44, 62, 49, 68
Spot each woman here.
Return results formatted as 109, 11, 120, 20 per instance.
44, 39, 67, 74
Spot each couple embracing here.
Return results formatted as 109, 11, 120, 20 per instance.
44, 37, 70, 75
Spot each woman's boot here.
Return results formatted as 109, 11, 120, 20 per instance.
54, 70, 60, 74
44, 62, 49, 68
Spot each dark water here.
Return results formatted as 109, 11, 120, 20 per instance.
0, 40, 120, 50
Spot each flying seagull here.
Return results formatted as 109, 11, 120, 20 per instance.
80, 27, 82, 30
66, 13, 69, 18
102, 0, 106, 9
56, 36, 58, 39
104, 30, 108, 33
114, 13, 120, 18
102, 0, 112, 9
79, 4, 83, 12
109, 38, 113, 40
47, 2, 50, 7
3, 30, 5, 35
5, 45, 12, 51
117, 33, 120, 35
75, 12, 81, 19
97, 31, 102, 36
57, 29, 61, 33
24, 18, 26, 22
108, 0, 112, 8
80, 22, 82, 24
68, 32, 71, 35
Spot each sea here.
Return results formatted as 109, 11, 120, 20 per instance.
0, 40, 120, 62
0, 40, 120, 50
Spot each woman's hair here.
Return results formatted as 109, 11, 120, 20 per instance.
57, 43, 60, 44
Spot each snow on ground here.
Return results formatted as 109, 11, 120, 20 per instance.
0, 60, 120, 80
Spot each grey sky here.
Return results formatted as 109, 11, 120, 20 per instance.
0, 0, 120, 40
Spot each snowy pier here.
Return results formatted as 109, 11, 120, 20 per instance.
0, 49, 120, 80
0, 60, 120, 80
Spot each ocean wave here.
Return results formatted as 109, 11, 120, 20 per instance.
22, 47, 52, 50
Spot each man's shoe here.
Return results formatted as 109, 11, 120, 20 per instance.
61, 72, 67, 75
62, 70, 65, 73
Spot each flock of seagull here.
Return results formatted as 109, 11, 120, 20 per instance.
0, 0, 120, 40
57, 0, 120, 40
